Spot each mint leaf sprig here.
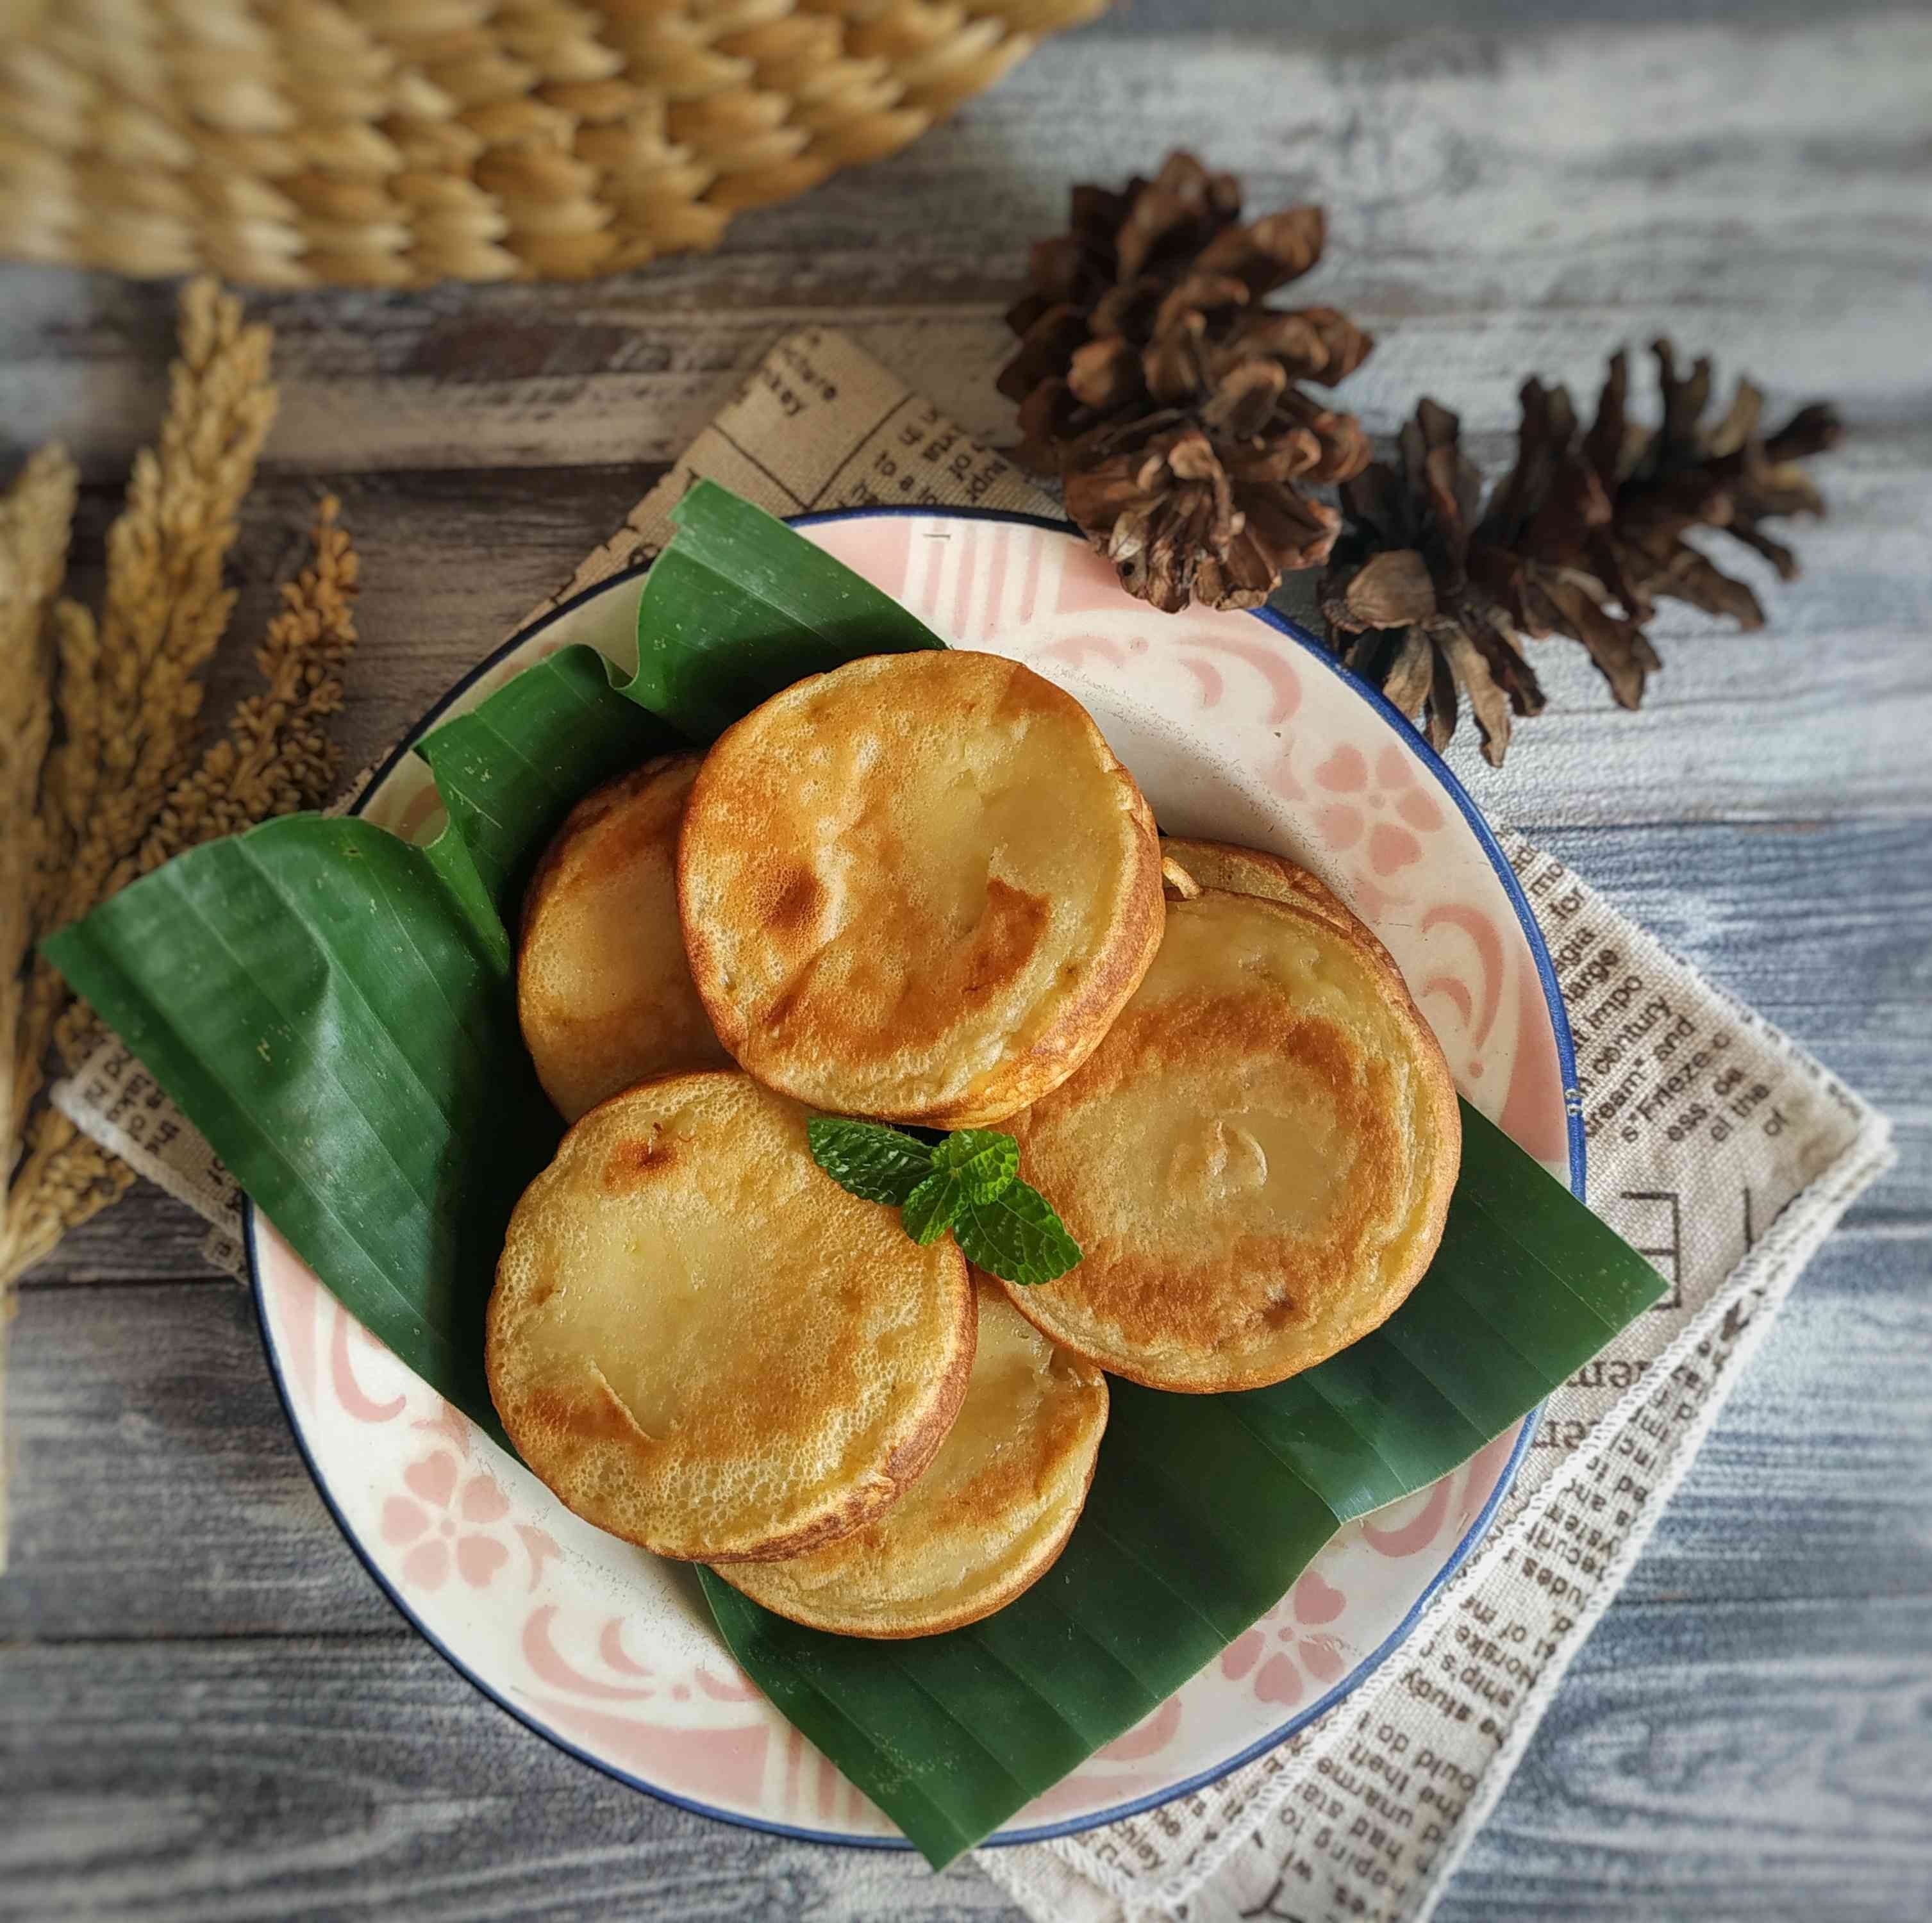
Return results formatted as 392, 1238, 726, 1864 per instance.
806, 1118, 1080, 1286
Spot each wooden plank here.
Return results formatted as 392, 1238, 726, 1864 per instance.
1284, 438, 1932, 827
1, 19, 1926, 477
0, 1636, 1025, 1923
1437, 1598, 1932, 1923
4, 1217, 1924, 1642
49, 463, 669, 808
19, 1195, 226, 1286
1618, 1223, 1932, 1606
0, 1281, 394, 1639
26, 445, 1932, 836
1090, 0, 1932, 28
3, 1602, 1926, 1923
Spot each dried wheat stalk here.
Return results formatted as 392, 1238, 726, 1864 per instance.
132, 494, 360, 874
0, 283, 372, 1590
0, 1114, 133, 1288
11, 276, 276, 1116
0, 447, 79, 1222
46, 278, 279, 914
0, 447, 79, 1558
2, 278, 363, 1288
0, 492, 361, 1285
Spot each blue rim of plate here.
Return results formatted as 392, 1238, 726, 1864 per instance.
246, 503, 1581, 1853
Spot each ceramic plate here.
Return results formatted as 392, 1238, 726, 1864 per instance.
249, 508, 1583, 1849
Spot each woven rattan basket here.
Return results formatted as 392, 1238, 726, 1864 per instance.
0, 0, 1105, 287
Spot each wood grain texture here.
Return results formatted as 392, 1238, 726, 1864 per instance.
5, 1222, 1925, 1645
1098, 0, 1932, 26
0, 1638, 1020, 1923
4, 19, 1926, 474
2, 1610, 1926, 1923
3, 7, 1928, 1922
0, 1283, 394, 1640
1433, 1599, 1932, 1923
22, 1199, 227, 1286
22, 442, 1932, 835
1531, 822, 1932, 1218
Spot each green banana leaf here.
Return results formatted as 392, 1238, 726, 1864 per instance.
631, 478, 945, 737
43, 480, 1664, 1870
702, 1102, 1658, 1864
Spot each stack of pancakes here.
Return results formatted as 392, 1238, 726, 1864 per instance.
488, 649, 1458, 1638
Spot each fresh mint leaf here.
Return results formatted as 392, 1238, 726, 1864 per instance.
806, 1117, 933, 1206
809, 1116, 1076, 1281
927, 1129, 1019, 1204
954, 1180, 1082, 1286
901, 1170, 963, 1245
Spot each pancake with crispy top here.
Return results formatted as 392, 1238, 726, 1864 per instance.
1160, 835, 1359, 938
719, 1281, 1108, 1637
519, 753, 731, 1121
1004, 889, 1460, 1392
678, 650, 1163, 1127
487, 1071, 974, 1562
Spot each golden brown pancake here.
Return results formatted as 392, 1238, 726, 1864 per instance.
1160, 835, 1358, 938
1160, 834, 1413, 997
1004, 889, 1460, 1392
487, 1071, 975, 1562
678, 649, 1163, 1127
519, 753, 731, 1121
719, 1281, 1108, 1637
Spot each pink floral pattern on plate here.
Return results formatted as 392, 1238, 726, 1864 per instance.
254, 513, 1570, 1847
381, 1449, 514, 1593
1222, 1570, 1351, 1710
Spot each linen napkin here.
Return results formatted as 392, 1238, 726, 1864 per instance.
50, 329, 1894, 1923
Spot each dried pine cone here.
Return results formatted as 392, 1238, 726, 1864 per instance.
1322, 399, 1552, 768
1000, 152, 1373, 613
1566, 340, 1842, 632
1322, 342, 1840, 765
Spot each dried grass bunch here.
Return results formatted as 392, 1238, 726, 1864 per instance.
0, 278, 359, 1286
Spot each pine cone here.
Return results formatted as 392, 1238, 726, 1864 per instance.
1322, 343, 1840, 765
1000, 152, 1374, 613
1567, 340, 1842, 631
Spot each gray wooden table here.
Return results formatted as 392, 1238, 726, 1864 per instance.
4, 5, 1930, 1920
